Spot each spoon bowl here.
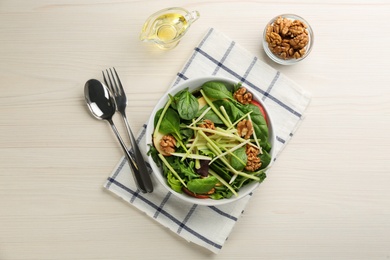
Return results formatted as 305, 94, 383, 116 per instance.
84, 79, 116, 120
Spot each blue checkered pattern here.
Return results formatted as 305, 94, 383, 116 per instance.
104, 28, 311, 254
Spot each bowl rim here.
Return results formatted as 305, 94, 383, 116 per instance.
263, 13, 314, 65
145, 76, 276, 206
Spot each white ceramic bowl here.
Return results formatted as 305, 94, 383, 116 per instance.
145, 76, 276, 206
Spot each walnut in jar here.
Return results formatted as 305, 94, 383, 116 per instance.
264, 14, 312, 62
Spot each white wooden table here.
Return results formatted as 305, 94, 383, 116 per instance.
1, 0, 390, 259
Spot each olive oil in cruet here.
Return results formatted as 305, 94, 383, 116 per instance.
140, 7, 200, 49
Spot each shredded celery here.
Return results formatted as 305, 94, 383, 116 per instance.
187, 126, 247, 143
228, 111, 252, 130
229, 174, 238, 184
180, 131, 199, 161
153, 98, 172, 137
209, 139, 250, 164
209, 169, 238, 197
171, 152, 212, 160
219, 105, 233, 127
194, 148, 201, 169
200, 131, 260, 182
247, 113, 261, 151
188, 106, 212, 127
200, 89, 231, 127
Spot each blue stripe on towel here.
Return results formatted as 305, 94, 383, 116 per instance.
106, 177, 224, 250
194, 47, 303, 118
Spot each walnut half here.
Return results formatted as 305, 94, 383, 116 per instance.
159, 135, 176, 155
234, 87, 253, 104
237, 119, 253, 139
245, 144, 262, 172
198, 119, 215, 135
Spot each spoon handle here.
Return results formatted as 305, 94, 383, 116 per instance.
108, 119, 147, 193
121, 113, 154, 193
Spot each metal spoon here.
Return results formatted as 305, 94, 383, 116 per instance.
84, 79, 151, 193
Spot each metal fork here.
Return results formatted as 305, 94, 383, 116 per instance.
103, 67, 153, 193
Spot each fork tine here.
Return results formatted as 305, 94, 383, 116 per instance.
107, 69, 118, 94
102, 69, 116, 96
112, 67, 124, 95
107, 68, 120, 95
102, 68, 124, 96
102, 70, 109, 89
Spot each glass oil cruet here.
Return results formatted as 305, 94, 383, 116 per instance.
140, 7, 200, 50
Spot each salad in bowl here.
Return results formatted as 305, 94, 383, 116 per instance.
146, 76, 275, 206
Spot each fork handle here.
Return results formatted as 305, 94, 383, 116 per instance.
107, 119, 148, 193
121, 113, 154, 193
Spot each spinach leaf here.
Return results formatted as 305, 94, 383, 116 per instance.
176, 89, 199, 120
213, 100, 244, 123
244, 104, 268, 146
159, 108, 182, 139
187, 176, 219, 194
154, 108, 163, 128
233, 82, 242, 93
196, 105, 224, 124
259, 149, 271, 169
262, 140, 272, 153
168, 94, 177, 110
202, 81, 233, 100
230, 147, 247, 171
179, 125, 194, 141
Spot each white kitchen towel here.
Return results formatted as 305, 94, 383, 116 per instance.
104, 28, 311, 254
